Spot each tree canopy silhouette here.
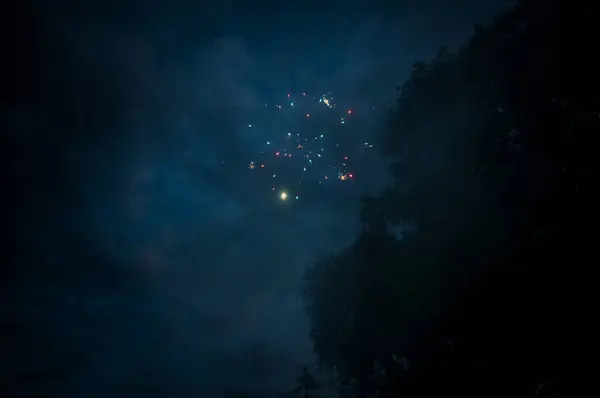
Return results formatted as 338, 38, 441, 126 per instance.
302, 0, 598, 396
292, 366, 320, 398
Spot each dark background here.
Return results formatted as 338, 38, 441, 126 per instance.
4, 1, 595, 397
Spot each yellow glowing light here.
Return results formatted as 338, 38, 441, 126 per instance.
280, 192, 288, 200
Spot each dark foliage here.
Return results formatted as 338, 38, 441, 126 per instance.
302, 0, 598, 396
292, 366, 320, 398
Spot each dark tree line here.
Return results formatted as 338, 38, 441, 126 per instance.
302, 0, 598, 396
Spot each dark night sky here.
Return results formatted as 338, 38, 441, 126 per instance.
5, 1, 512, 396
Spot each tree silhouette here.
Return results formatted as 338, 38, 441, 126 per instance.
302, 0, 598, 396
302, 200, 409, 397
292, 366, 320, 398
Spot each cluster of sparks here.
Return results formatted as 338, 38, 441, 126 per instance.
244, 91, 375, 202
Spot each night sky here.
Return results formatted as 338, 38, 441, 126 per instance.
5, 1, 512, 396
